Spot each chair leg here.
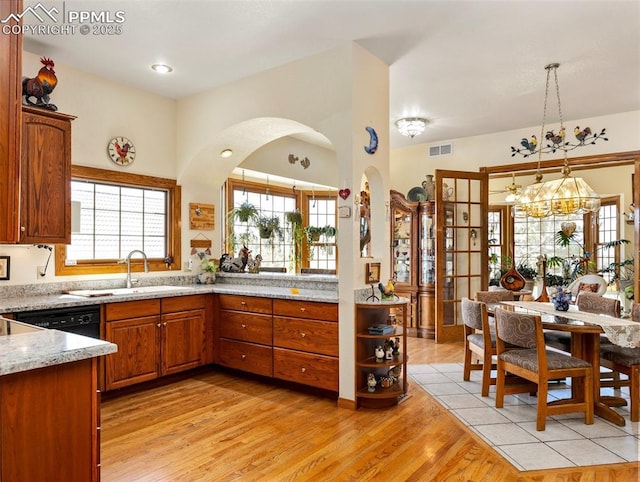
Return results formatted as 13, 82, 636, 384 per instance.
536, 379, 547, 431
463, 341, 472, 381
584, 370, 594, 425
481, 351, 493, 397
631, 365, 639, 423
495, 361, 505, 408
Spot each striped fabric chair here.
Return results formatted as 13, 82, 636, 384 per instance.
494, 307, 594, 431
599, 302, 640, 421
462, 298, 495, 396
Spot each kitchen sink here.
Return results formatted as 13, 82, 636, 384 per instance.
65, 286, 192, 297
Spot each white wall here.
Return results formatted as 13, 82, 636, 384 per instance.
0, 52, 177, 286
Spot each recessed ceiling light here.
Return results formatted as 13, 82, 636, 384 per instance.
220, 149, 233, 158
151, 64, 173, 74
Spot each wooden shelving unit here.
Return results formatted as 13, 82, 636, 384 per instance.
355, 299, 409, 408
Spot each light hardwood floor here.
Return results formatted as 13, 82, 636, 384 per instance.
101, 337, 639, 481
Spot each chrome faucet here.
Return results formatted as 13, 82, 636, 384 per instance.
125, 250, 149, 288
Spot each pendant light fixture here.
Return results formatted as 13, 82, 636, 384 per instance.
515, 63, 601, 218
394, 117, 428, 138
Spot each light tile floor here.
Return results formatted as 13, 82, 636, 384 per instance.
408, 363, 640, 471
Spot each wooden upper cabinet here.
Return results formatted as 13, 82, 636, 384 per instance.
20, 107, 75, 244
0, 0, 22, 243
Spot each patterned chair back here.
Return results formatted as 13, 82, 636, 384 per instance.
494, 307, 538, 349
461, 297, 484, 330
631, 302, 640, 323
474, 290, 514, 304
576, 291, 620, 317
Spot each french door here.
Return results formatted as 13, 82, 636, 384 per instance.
435, 170, 488, 343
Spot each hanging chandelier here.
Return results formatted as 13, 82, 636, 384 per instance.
515, 63, 601, 218
395, 117, 428, 138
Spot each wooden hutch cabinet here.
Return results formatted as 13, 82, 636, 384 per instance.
390, 190, 419, 333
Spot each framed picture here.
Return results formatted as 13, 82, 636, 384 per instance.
365, 262, 380, 284
0, 256, 9, 280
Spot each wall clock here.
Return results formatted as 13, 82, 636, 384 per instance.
107, 136, 136, 166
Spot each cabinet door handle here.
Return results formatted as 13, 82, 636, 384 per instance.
241, 323, 246, 329
300, 332, 306, 338
301, 367, 306, 373
163, 322, 167, 326
300, 307, 306, 312
20, 226, 25, 232
241, 354, 246, 360
156, 323, 161, 327
241, 301, 247, 306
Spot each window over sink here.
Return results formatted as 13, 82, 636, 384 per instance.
55, 166, 181, 276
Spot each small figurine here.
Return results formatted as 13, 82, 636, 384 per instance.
378, 279, 396, 300
367, 373, 377, 392
22, 57, 58, 111
392, 337, 400, 357
374, 345, 385, 363
246, 253, 262, 274
220, 245, 251, 272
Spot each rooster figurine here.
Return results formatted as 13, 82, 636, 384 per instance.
544, 127, 566, 147
378, 279, 396, 300
22, 57, 58, 111
519, 135, 537, 153
574, 126, 592, 144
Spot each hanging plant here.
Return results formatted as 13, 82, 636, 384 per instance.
304, 226, 323, 242
257, 216, 282, 240
229, 201, 259, 224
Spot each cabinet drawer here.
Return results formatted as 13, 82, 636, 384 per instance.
161, 294, 207, 312
219, 294, 272, 314
272, 299, 337, 322
219, 339, 273, 377
273, 348, 338, 391
105, 299, 161, 321
273, 317, 338, 356
219, 311, 272, 344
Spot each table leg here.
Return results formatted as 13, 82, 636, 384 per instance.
573, 332, 626, 427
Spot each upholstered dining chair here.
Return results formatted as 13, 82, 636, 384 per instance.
462, 298, 495, 396
599, 302, 640, 421
545, 292, 621, 353
474, 290, 514, 304
494, 307, 594, 431
567, 274, 608, 299
576, 291, 621, 317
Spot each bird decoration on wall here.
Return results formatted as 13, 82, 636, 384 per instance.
288, 154, 311, 169
22, 57, 58, 111
364, 126, 378, 155
511, 126, 607, 157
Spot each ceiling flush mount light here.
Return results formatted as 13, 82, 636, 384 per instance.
220, 148, 233, 158
151, 64, 173, 74
395, 117, 428, 138
515, 63, 600, 218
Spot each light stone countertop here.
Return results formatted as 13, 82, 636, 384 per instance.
0, 320, 117, 376
0, 284, 337, 314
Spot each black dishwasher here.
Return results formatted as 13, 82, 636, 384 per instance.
13, 305, 101, 339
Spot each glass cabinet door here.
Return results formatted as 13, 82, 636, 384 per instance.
392, 206, 413, 283
419, 202, 436, 286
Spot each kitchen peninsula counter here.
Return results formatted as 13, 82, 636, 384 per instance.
0, 319, 117, 375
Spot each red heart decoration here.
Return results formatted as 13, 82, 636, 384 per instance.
339, 188, 351, 200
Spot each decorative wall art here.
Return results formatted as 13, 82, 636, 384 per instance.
189, 203, 214, 230
364, 126, 378, 154
0, 256, 10, 280
288, 154, 310, 169
366, 262, 380, 284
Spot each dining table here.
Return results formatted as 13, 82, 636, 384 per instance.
496, 300, 640, 427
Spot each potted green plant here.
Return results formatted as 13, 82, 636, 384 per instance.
198, 258, 217, 284
304, 226, 323, 242
323, 225, 337, 239
229, 200, 259, 224
285, 210, 304, 271
516, 262, 537, 291
257, 215, 282, 240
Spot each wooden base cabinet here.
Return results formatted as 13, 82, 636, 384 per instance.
355, 300, 408, 408
0, 358, 100, 481
217, 295, 339, 392
105, 295, 208, 390
273, 299, 339, 391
